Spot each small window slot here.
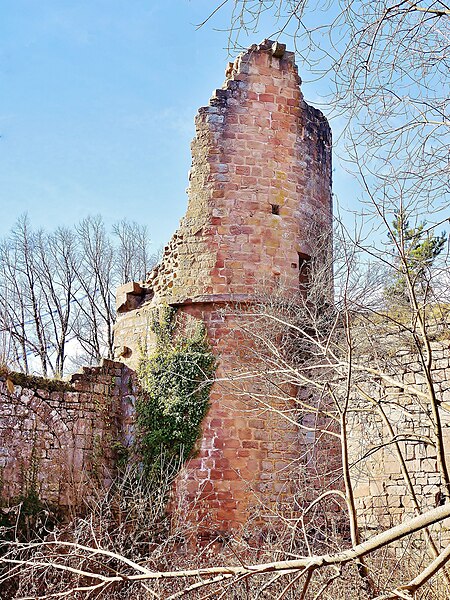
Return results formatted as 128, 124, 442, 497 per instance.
298, 252, 311, 291
271, 204, 280, 215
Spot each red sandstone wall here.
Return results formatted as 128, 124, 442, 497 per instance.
144, 39, 332, 305
115, 39, 332, 364
0, 360, 136, 510
172, 305, 301, 535
114, 40, 334, 536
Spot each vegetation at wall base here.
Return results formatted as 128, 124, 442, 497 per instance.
136, 305, 216, 484
0, 444, 60, 546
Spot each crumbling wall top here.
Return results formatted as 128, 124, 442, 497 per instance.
116, 40, 332, 318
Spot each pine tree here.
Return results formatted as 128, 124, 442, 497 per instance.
386, 211, 446, 304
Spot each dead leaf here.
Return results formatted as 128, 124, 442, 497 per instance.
6, 378, 15, 394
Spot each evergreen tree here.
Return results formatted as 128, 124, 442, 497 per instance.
386, 211, 446, 304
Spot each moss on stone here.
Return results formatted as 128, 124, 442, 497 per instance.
0, 368, 73, 393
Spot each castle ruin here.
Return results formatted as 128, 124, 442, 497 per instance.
114, 39, 333, 534
2, 40, 449, 547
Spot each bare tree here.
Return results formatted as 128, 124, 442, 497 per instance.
33, 227, 80, 377
72, 216, 116, 363
0, 214, 154, 376
2, 221, 450, 598
203, 2, 449, 222
0, 238, 30, 373
72, 216, 155, 365
1, 216, 52, 376
113, 219, 152, 283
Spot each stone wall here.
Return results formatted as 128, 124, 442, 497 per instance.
114, 40, 333, 536
0, 360, 136, 511
349, 341, 450, 541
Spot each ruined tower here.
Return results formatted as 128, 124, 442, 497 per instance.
115, 40, 332, 535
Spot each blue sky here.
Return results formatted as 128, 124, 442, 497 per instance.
0, 1, 353, 251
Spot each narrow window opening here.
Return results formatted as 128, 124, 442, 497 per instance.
298, 252, 311, 291
271, 204, 280, 215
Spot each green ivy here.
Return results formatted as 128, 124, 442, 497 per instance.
136, 306, 215, 483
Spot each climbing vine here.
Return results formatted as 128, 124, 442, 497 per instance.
136, 306, 215, 483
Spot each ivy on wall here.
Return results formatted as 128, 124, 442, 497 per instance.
136, 306, 215, 483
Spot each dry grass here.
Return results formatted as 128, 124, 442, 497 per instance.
1, 468, 449, 599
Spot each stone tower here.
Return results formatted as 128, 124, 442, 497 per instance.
115, 40, 332, 536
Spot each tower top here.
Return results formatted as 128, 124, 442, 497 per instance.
117, 41, 332, 314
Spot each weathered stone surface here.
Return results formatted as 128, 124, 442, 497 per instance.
349, 340, 450, 547
116, 281, 153, 313
0, 362, 136, 509
114, 40, 333, 535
